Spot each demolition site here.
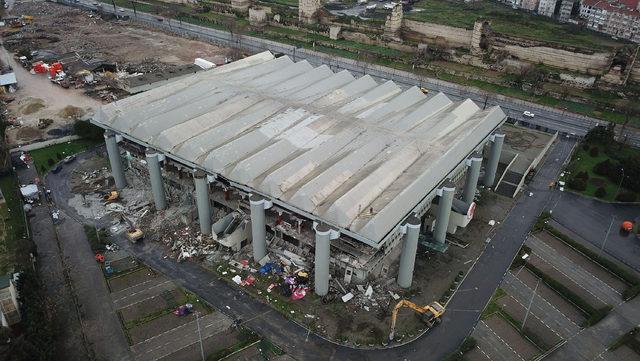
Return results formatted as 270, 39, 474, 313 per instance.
64, 50, 557, 345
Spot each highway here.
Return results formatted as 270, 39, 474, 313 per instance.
56, 0, 640, 147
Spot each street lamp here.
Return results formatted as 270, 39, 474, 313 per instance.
615, 167, 625, 200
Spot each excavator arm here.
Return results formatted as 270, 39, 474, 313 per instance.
388, 300, 428, 341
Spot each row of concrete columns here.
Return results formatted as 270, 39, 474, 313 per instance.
395, 132, 505, 288
104, 130, 504, 291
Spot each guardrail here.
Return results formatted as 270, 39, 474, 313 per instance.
54, 0, 640, 146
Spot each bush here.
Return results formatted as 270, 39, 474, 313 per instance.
568, 177, 587, 191
460, 337, 477, 353
623, 284, 640, 300
575, 171, 589, 181
616, 192, 637, 202
586, 306, 613, 326
593, 159, 613, 176
595, 187, 606, 198
589, 146, 599, 157
47, 158, 55, 166
56, 152, 63, 160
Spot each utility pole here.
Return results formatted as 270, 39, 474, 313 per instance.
522, 276, 540, 331
602, 216, 615, 252
195, 311, 205, 361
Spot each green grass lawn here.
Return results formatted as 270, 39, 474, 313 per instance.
0, 173, 29, 274
30, 139, 100, 176
407, 0, 623, 51
565, 145, 639, 201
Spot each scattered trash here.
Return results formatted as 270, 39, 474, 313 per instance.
488, 220, 496, 226
364, 285, 373, 298
173, 303, 193, 316
232, 275, 242, 285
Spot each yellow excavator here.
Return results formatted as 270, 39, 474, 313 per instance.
389, 300, 446, 341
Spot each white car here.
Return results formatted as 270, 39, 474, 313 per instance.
523, 111, 535, 118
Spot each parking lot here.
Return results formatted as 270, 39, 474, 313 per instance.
467, 225, 637, 361
98, 253, 280, 361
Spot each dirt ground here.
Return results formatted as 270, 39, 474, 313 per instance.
3, 0, 231, 146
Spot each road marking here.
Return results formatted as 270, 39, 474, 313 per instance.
529, 236, 622, 296
531, 252, 611, 305
481, 321, 526, 361
505, 295, 563, 339
506, 272, 580, 328
476, 345, 493, 361
112, 279, 174, 304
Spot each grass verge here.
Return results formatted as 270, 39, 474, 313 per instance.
30, 139, 100, 176
0, 172, 30, 274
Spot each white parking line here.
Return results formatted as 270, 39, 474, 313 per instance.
481, 321, 526, 361
505, 295, 563, 339
507, 271, 580, 328
113, 280, 174, 304
529, 236, 622, 296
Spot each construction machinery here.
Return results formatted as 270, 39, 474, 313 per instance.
126, 228, 144, 243
102, 190, 119, 202
389, 300, 445, 341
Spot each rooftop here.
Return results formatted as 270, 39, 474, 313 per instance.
94, 51, 505, 244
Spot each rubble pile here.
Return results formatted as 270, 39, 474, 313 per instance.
70, 166, 112, 194
159, 225, 217, 262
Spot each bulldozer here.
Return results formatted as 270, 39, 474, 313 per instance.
388, 300, 445, 341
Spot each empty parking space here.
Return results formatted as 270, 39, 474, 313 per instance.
536, 231, 627, 293
527, 235, 620, 306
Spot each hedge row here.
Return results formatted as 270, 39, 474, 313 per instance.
545, 226, 640, 300
525, 263, 611, 326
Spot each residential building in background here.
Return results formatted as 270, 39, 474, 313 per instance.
521, 0, 541, 11
0, 273, 21, 328
559, 0, 576, 21
538, 0, 559, 17
580, 0, 640, 42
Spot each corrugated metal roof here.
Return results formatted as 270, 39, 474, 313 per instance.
94, 51, 506, 244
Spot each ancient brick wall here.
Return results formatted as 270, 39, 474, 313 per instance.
403, 20, 473, 48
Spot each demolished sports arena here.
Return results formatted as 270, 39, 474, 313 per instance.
91, 51, 507, 294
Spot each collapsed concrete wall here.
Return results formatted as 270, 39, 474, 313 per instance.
403, 20, 473, 48
299, 0, 322, 24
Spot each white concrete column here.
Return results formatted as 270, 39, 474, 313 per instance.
434, 180, 455, 245
397, 215, 421, 289
250, 194, 271, 262
193, 170, 211, 235
314, 223, 331, 296
104, 130, 126, 189
484, 133, 505, 188
462, 152, 483, 205
145, 149, 167, 210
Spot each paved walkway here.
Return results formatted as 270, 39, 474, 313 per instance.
15, 159, 89, 361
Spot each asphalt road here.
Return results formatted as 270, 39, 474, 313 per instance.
57, 0, 640, 147
549, 192, 640, 272
42, 136, 574, 360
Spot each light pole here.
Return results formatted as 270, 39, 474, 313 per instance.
195, 311, 205, 361
615, 167, 625, 200
602, 216, 615, 252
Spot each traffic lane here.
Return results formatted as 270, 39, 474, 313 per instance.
551, 192, 640, 271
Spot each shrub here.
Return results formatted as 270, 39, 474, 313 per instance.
47, 158, 55, 166
582, 143, 590, 151
616, 192, 637, 202
56, 152, 63, 160
460, 337, 477, 353
586, 306, 613, 326
593, 159, 613, 176
575, 171, 589, 181
589, 146, 599, 157
623, 284, 640, 301
568, 177, 587, 191
595, 187, 606, 198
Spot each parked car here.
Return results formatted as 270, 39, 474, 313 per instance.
523, 111, 535, 118
63, 155, 76, 163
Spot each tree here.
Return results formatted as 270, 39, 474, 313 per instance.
595, 186, 606, 198
568, 177, 587, 191
589, 146, 599, 157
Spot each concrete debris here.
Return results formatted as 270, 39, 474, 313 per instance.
364, 285, 373, 298
341, 293, 354, 303
232, 275, 242, 285
258, 254, 271, 267
389, 291, 400, 300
